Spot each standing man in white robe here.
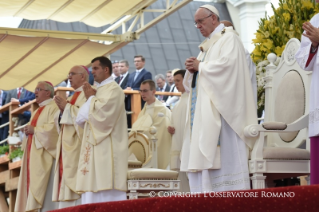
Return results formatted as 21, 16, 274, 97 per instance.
76, 56, 128, 204
15, 81, 59, 212
295, 1, 319, 184
167, 69, 190, 192
52, 66, 90, 208
181, 4, 257, 192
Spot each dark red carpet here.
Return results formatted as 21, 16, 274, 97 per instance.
50, 185, 319, 212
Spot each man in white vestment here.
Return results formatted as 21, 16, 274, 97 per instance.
75, 56, 128, 204
221, 20, 257, 104
167, 69, 190, 192
15, 81, 59, 212
131, 80, 172, 169
181, 5, 257, 192
52, 66, 90, 208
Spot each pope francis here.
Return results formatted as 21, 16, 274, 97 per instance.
181, 5, 257, 192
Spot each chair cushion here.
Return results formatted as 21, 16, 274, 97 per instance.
127, 168, 179, 180
262, 122, 287, 130
262, 147, 310, 160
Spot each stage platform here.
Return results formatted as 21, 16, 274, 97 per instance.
50, 185, 319, 212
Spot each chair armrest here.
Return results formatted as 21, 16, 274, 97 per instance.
245, 114, 309, 138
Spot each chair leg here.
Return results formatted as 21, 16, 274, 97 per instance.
129, 190, 138, 199
306, 176, 311, 185
251, 173, 266, 189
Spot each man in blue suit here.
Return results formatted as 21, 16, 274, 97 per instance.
125, 55, 152, 127
126, 55, 152, 90
0, 90, 9, 143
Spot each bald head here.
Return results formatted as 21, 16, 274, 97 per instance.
68, 65, 89, 89
220, 20, 234, 30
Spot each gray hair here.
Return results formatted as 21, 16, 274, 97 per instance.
119, 60, 129, 67
155, 74, 165, 81
38, 81, 54, 97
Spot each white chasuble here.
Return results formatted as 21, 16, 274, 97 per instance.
75, 80, 128, 201
295, 14, 319, 137
52, 88, 86, 206
180, 26, 257, 192
131, 98, 172, 169
15, 99, 59, 212
170, 92, 190, 192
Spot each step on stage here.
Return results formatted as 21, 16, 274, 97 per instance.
50, 185, 319, 212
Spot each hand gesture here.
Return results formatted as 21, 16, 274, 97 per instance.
302, 22, 319, 47
83, 82, 96, 99
54, 95, 68, 111
167, 126, 175, 135
25, 125, 34, 135
185, 57, 200, 73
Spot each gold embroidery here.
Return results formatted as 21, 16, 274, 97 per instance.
84, 145, 91, 164
140, 183, 170, 188
81, 167, 89, 175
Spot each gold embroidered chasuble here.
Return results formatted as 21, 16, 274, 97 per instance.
52, 90, 86, 202
76, 82, 128, 193
15, 99, 59, 212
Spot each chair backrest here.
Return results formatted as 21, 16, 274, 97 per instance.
128, 131, 150, 165
265, 38, 312, 148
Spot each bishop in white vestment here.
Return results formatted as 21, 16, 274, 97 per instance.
52, 66, 90, 208
15, 81, 59, 212
181, 5, 257, 192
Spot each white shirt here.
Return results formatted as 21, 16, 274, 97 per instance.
76, 76, 113, 128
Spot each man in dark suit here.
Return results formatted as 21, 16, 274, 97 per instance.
5, 87, 27, 104
155, 74, 171, 102
5, 87, 33, 126
0, 90, 9, 143
125, 55, 152, 91
125, 55, 152, 127
116, 60, 130, 89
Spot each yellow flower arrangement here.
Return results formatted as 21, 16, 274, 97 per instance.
252, 0, 319, 114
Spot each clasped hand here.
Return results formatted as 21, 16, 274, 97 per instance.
83, 82, 96, 99
185, 57, 200, 73
302, 22, 319, 47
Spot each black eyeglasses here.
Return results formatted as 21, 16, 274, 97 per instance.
194, 14, 212, 27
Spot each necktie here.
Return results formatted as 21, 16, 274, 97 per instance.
17, 88, 21, 99
119, 76, 123, 84
134, 71, 139, 82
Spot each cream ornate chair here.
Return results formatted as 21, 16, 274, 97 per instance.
245, 38, 311, 189
127, 127, 180, 199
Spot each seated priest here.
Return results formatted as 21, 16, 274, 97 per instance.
130, 79, 172, 169
75, 56, 128, 204
52, 65, 90, 208
167, 69, 190, 192
15, 81, 59, 212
